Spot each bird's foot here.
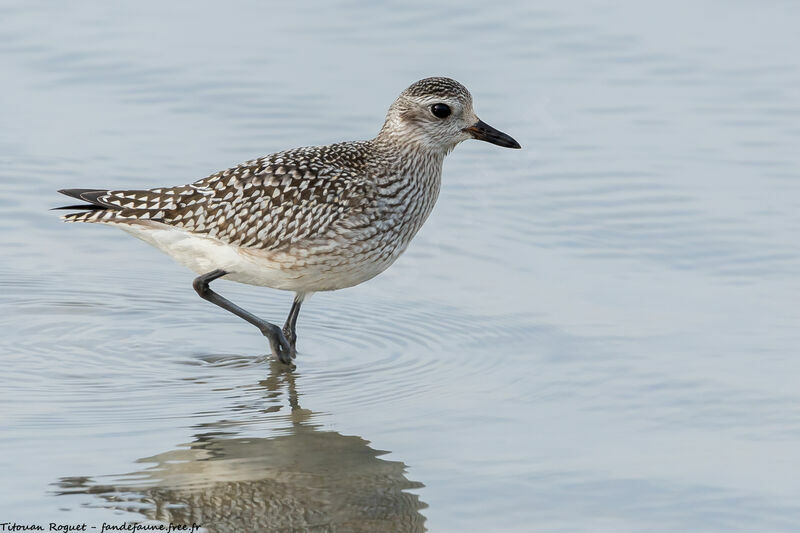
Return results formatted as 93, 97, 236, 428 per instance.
261, 324, 296, 365
282, 325, 297, 350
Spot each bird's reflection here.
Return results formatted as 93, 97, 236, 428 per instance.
55, 359, 426, 532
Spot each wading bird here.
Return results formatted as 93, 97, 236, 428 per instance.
57, 77, 520, 364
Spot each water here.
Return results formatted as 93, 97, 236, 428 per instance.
1, 1, 799, 531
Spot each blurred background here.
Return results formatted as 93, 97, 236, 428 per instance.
1, 1, 799, 531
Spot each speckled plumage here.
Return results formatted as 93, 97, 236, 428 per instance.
64, 142, 377, 250
58, 77, 520, 363
60, 137, 443, 292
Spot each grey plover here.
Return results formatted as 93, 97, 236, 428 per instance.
56, 77, 520, 364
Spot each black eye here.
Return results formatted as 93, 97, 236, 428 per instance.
430, 103, 451, 119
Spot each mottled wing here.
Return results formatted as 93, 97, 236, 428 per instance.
61, 144, 376, 251
170, 148, 376, 250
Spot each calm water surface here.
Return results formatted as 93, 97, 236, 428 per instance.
1, 1, 799, 531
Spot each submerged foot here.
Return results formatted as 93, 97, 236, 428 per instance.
261, 324, 296, 365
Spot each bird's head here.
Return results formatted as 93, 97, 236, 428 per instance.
378, 77, 521, 155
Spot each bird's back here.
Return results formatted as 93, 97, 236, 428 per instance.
58, 139, 445, 291
61, 141, 379, 253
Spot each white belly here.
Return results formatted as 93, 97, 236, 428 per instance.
115, 221, 395, 293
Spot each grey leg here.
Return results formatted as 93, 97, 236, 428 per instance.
282, 294, 303, 349
193, 269, 295, 364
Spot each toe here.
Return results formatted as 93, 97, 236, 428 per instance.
282, 327, 297, 348
260, 325, 290, 364
269, 330, 295, 365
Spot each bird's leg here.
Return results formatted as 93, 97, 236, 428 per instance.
192, 269, 295, 364
282, 295, 303, 349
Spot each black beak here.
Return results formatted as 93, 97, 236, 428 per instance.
463, 119, 521, 149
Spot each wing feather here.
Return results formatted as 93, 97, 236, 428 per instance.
58, 142, 377, 250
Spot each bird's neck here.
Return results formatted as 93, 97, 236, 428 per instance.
370, 132, 447, 187
367, 135, 444, 241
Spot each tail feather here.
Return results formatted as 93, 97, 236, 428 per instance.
56, 187, 177, 224
57, 188, 113, 207
61, 210, 112, 223
57, 188, 115, 223
52, 204, 106, 211
58, 188, 104, 200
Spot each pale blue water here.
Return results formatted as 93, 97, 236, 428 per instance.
1, 1, 799, 531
